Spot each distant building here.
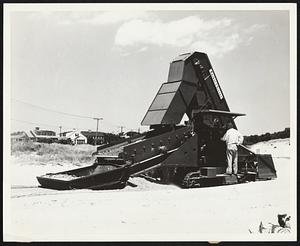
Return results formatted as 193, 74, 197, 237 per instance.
125, 131, 140, 138
11, 131, 34, 142
31, 127, 58, 143
60, 130, 87, 145
81, 130, 105, 145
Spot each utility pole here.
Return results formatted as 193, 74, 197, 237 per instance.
59, 126, 62, 136
118, 126, 125, 135
93, 118, 103, 146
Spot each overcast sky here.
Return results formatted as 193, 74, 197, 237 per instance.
8, 5, 292, 135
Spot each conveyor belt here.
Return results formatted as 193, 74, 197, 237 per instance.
128, 148, 178, 175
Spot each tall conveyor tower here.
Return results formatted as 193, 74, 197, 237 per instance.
37, 52, 277, 190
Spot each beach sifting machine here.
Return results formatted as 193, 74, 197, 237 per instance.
37, 52, 277, 190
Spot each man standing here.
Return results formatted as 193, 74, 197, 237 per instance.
221, 122, 244, 175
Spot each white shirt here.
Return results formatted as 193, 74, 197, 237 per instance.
221, 128, 244, 150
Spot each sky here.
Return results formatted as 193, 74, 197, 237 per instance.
7, 5, 293, 136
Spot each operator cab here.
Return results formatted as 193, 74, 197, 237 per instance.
192, 109, 246, 173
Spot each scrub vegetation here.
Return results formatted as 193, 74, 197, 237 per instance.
11, 141, 96, 165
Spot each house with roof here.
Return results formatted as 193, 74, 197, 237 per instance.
60, 130, 87, 145
125, 131, 141, 138
30, 127, 58, 143
81, 130, 105, 145
11, 131, 35, 142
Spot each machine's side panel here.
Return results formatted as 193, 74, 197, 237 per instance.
141, 83, 178, 125
167, 55, 199, 85
179, 82, 198, 106
193, 53, 230, 112
167, 61, 185, 82
122, 126, 192, 163
256, 154, 277, 179
162, 134, 199, 167
182, 62, 198, 84
142, 110, 167, 125
167, 51, 231, 113
141, 81, 197, 125
160, 91, 186, 124
141, 52, 237, 127
203, 140, 227, 173
190, 52, 237, 128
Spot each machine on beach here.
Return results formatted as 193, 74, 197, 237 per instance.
37, 52, 277, 190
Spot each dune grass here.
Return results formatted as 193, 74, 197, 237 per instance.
11, 141, 97, 165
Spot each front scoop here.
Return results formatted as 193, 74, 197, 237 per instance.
36, 162, 130, 190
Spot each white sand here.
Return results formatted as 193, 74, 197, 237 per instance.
248, 138, 291, 158
5, 138, 296, 241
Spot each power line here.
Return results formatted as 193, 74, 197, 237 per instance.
101, 119, 121, 128
11, 118, 76, 130
11, 116, 135, 133
11, 98, 145, 132
99, 119, 136, 130
12, 118, 62, 128
12, 98, 95, 119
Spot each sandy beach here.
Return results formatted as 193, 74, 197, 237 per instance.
4, 138, 296, 241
